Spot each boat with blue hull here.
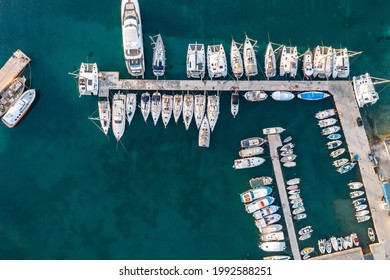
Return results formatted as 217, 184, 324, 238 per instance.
297, 91, 330, 100
327, 133, 342, 140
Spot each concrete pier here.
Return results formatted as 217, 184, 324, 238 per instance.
0, 50, 31, 92
267, 133, 301, 260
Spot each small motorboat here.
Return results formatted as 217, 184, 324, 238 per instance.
337, 237, 344, 251
283, 162, 296, 168
280, 149, 293, 156
333, 158, 349, 168
240, 137, 267, 148
327, 140, 342, 149
280, 143, 294, 151
327, 133, 342, 140
355, 204, 368, 211
318, 239, 326, 254
288, 189, 300, 195
294, 213, 307, 220
330, 148, 345, 158
298, 226, 313, 235
348, 182, 363, 190
249, 176, 273, 188
263, 255, 291, 260
357, 215, 371, 223
287, 178, 300, 185
299, 233, 312, 241
292, 202, 303, 209
286, 184, 299, 190
350, 190, 365, 199
355, 210, 370, 217
283, 136, 292, 143
259, 224, 283, 234
280, 154, 297, 163
300, 247, 314, 256
244, 90, 268, 102
352, 198, 366, 207
239, 146, 264, 158
289, 194, 300, 200
290, 198, 303, 205
337, 162, 356, 174
318, 117, 338, 128
351, 232, 359, 246
292, 206, 305, 215
325, 239, 332, 254
368, 228, 375, 242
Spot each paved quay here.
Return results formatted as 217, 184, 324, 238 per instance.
267, 133, 301, 260
0, 50, 31, 92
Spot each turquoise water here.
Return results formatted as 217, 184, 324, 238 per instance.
0, 0, 388, 259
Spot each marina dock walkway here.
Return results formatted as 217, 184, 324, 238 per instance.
0, 50, 31, 93
267, 133, 301, 260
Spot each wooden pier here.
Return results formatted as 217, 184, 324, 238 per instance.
267, 133, 301, 260
0, 50, 31, 92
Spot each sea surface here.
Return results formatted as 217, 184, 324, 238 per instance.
0, 0, 389, 260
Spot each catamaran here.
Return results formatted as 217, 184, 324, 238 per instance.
230, 38, 244, 79
173, 94, 183, 123
151, 91, 161, 126
207, 44, 227, 79
264, 42, 276, 78
207, 94, 219, 132
125, 93, 137, 125
198, 116, 210, 148
352, 73, 380, 108
231, 91, 239, 118
121, 0, 145, 77
182, 93, 194, 130
98, 98, 111, 135
140, 92, 150, 122
186, 43, 205, 79
279, 45, 298, 78
112, 93, 126, 141
1, 89, 35, 128
194, 92, 206, 129
161, 94, 173, 128
313, 45, 333, 79
150, 34, 165, 78
78, 63, 98, 96
243, 35, 258, 77
302, 48, 313, 78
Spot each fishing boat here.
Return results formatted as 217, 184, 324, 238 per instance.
207, 94, 219, 132
280, 143, 294, 151
259, 242, 286, 252
231, 92, 239, 118
313, 45, 333, 79
98, 98, 111, 135
112, 93, 126, 141
355, 210, 370, 217
240, 186, 273, 203
249, 176, 273, 188
333, 158, 349, 168
280, 154, 297, 163
283, 136, 292, 143
325, 239, 332, 254
161, 94, 173, 128
337, 162, 356, 174
318, 117, 337, 128
1, 89, 36, 128
253, 205, 279, 220
287, 178, 300, 185
332, 48, 349, 79
121, 0, 145, 77
300, 247, 314, 256
298, 226, 313, 235
243, 35, 258, 77
186, 43, 205, 79
368, 228, 375, 242
207, 44, 227, 79
151, 91, 162, 126
299, 233, 312, 241
245, 196, 275, 214
125, 93, 137, 125
352, 198, 366, 207
239, 147, 264, 158
322, 125, 341, 136
259, 224, 283, 234
298, 91, 330, 100
271, 91, 295, 101
140, 92, 150, 122
330, 236, 338, 251
330, 148, 345, 158
288, 189, 300, 195
244, 90, 267, 102
280, 149, 293, 156
150, 34, 165, 77
264, 42, 276, 78
77, 63, 98, 96
351, 233, 359, 246
302, 48, 314, 78
263, 127, 286, 135
350, 190, 365, 199
194, 93, 206, 129
292, 206, 305, 215
263, 255, 290, 260
327, 133, 342, 140
261, 231, 285, 242
182, 93, 194, 130
286, 184, 299, 191
241, 137, 267, 148
173, 94, 183, 123
337, 237, 344, 251
255, 214, 281, 228
357, 215, 371, 223
230, 39, 244, 79
233, 157, 265, 170
355, 204, 368, 211
289, 194, 300, 200
348, 182, 363, 190
279, 45, 298, 78
198, 116, 210, 148
318, 239, 326, 254
292, 202, 303, 209
294, 213, 307, 221
315, 108, 337, 119
283, 162, 296, 168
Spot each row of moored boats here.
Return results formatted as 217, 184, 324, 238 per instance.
348, 182, 372, 223
317, 233, 360, 255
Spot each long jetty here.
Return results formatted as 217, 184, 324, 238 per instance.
0, 50, 31, 92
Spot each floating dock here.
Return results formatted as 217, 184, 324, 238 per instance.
0, 50, 31, 93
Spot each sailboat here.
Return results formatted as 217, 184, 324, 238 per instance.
243, 35, 258, 77
151, 91, 161, 126
279, 45, 298, 78
313, 45, 333, 79
150, 34, 165, 78
173, 94, 183, 123
302, 48, 313, 78
125, 93, 137, 125
230, 38, 244, 79
186, 43, 205, 79
264, 42, 276, 79
207, 94, 220, 132
207, 44, 228, 79
140, 92, 150, 122
182, 93, 194, 130
231, 91, 239, 118
198, 116, 210, 148
194, 92, 207, 129
161, 94, 173, 128
98, 98, 111, 135
112, 93, 126, 141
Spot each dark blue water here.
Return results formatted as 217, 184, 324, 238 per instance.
0, 0, 388, 259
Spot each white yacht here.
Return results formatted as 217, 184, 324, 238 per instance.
352, 73, 379, 107
140, 92, 150, 122
98, 98, 111, 135
264, 42, 276, 79
121, 0, 144, 77
243, 35, 258, 77
198, 116, 210, 148
194, 92, 206, 129
230, 38, 244, 79
1, 89, 35, 128
332, 48, 349, 79
279, 46, 298, 78
125, 93, 137, 125
233, 157, 265, 169
182, 93, 194, 130
0, 76, 26, 117
161, 94, 173, 128
173, 94, 183, 123
150, 34, 165, 78
151, 91, 162, 126
302, 48, 314, 78
230, 91, 239, 118
313, 45, 333, 79
78, 63, 99, 96
259, 242, 286, 252
186, 43, 205, 79
112, 93, 126, 141
207, 94, 219, 132
207, 44, 227, 79
271, 91, 295, 101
